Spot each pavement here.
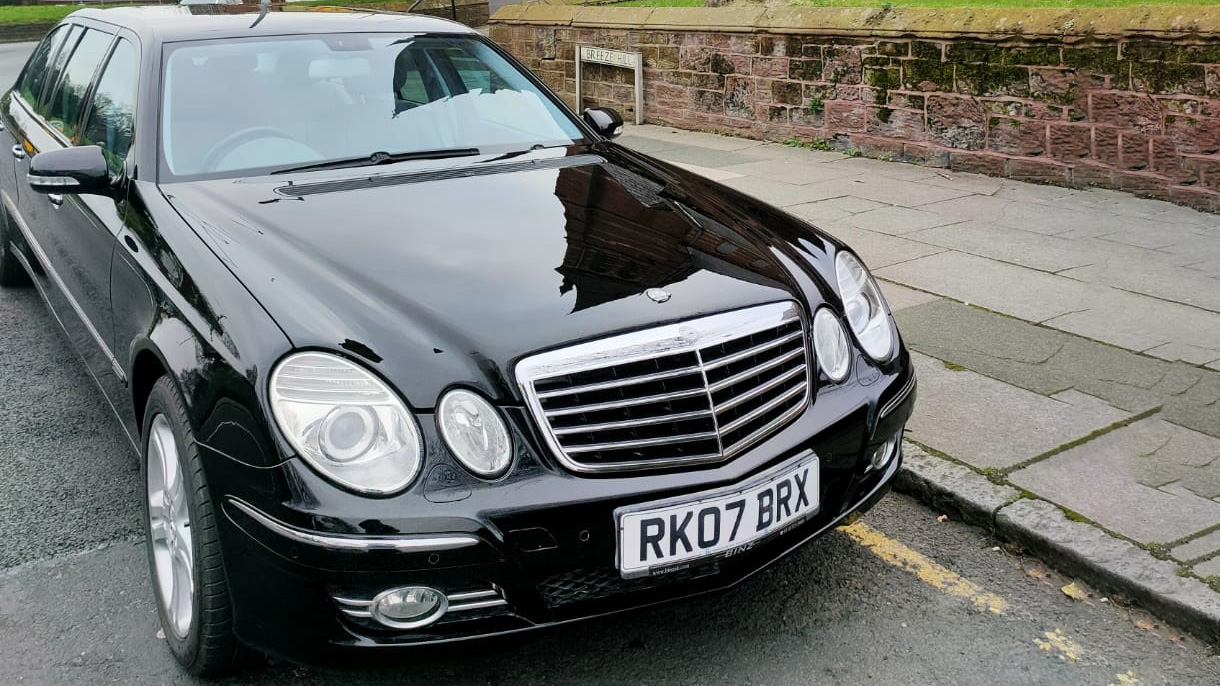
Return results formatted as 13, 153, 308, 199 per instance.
2, 40, 1220, 684
617, 123, 1220, 638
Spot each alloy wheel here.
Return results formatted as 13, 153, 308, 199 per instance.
147, 414, 195, 638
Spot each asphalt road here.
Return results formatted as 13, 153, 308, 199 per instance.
2, 40, 1220, 685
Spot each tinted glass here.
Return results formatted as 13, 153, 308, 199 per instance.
81, 38, 136, 175
45, 29, 113, 141
161, 34, 583, 178
38, 24, 83, 116
17, 26, 68, 107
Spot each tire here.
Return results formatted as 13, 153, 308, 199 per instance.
0, 205, 31, 288
141, 376, 251, 677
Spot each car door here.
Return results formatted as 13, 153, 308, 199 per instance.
2, 24, 73, 267
10, 24, 128, 407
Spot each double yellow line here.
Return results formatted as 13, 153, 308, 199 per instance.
839, 521, 1010, 616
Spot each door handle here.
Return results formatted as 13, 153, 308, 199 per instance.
11, 144, 24, 160
48, 194, 63, 206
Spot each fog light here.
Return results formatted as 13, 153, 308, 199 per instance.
370, 586, 448, 629
869, 436, 898, 471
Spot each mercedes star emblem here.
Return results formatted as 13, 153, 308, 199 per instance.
645, 288, 671, 303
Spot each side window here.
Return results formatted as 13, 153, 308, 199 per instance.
446, 48, 501, 94
16, 26, 68, 108
44, 29, 113, 141
393, 51, 430, 109
81, 38, 136, 175
37, 24, 83, 116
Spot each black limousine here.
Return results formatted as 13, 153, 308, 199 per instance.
0, 4, 915, 676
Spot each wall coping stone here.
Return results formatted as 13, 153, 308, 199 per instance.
491, 4, 1220, 40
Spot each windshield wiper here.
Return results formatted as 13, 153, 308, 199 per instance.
270, 148, 481, 175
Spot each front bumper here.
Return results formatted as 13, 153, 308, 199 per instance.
210, 368, 915, 666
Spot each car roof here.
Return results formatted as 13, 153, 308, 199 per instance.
69, 5, 476, 43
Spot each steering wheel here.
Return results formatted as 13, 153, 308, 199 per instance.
201, 126, 313, 172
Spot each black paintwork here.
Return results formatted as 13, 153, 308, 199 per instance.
0, 6, 916, 665
27, 144, 111, 194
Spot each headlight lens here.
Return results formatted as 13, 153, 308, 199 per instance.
812, 307, 851, 382
270, 352, 423, 495
438, 389, 512, 478
835, 251, 896, 362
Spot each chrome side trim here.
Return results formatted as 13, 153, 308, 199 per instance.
447, 589, 498, 602
228, 499, 481, 552
1, 190, 126, 383
449, 598, 508, 612
879, 372, 916, 419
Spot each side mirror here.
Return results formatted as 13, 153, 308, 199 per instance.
582, 107, 624, 139
28, 145, 112, 196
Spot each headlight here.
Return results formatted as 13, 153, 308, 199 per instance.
437, 389, 512, 478
269, 352, 423, 495
812, 307, 851, 382
835, 251, 896, 362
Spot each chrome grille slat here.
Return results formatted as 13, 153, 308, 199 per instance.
717, 384, 807, 435
535, 365, 703, 399
516, 302, 811, 474
714, 364, 808, 414
723, 403, 804, 458
448, 598, 508, 612
707, 347, 804, 392
551, 409, 715, 435
563, 431, 721, 454
542, 387, 709, 417
700, 330, 803, 371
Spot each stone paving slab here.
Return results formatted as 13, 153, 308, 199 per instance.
811, 222, 946, 269
877, 251, 1101, 323
905, 220, 1101, 273
1195, 557, 1220, 578
842, 205, 963, 235
893, 299, 1220, 429
1172, 529, 1220, 564
905, 353, 1131, 470
717, 159, 864, 184
1058, 258, 1220, 316
1044, 290, 1220, 364
878, 282, 941, 312
1009, 418, 1220, 545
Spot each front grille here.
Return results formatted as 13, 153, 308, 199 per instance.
538, 565, 718, 607
516, 302, 811, 474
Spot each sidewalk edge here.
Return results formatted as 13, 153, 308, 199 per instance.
894, 442, 1220, 643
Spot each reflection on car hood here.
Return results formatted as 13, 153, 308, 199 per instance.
162, 144, 839, 406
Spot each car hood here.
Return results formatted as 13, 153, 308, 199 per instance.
162, 144, 840, 407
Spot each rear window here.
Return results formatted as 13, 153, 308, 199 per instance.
16, 25, 69, 108
45, 29, 114, 141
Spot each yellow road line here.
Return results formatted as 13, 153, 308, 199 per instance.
1035, 628, 1084, 662
839, 521, 1010, 616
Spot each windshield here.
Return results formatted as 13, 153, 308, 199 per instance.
160, 34, 585, 179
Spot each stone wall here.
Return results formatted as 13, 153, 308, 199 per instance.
326, 0, 490, 27
491, 6, 1220, 211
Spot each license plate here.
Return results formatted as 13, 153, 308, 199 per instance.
616, 452, 820, 579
